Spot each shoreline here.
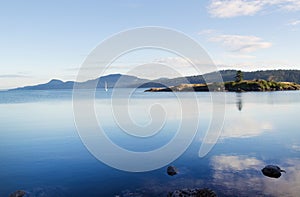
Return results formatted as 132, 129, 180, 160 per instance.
145, 80, 300, 92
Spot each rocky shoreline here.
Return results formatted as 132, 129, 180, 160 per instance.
145, 80, 300, 92
168, 188, 217, 197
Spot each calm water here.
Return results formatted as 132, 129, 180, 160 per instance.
0, 89, 300, 196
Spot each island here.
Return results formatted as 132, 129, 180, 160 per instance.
145, 71, 300, 92
9, 69, 300, 91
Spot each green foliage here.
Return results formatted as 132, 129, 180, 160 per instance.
147, 79, 300, 92
217, 69, 300, 84
235, 70, 243, 82
224, 79, 300, 91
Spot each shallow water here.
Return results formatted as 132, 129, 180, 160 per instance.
0, 89, 300, 196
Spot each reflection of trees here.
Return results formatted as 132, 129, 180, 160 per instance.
236, 93, 243, 111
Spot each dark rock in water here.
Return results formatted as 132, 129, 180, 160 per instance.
168, 188, 217, 197
9, 190, 26, 197
261, 165, 286, 178
167, 166, 178, 176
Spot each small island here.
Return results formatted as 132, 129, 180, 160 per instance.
145, 71, 300, 92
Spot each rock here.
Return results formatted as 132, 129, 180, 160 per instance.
167, 166, 178, 176
145, 87, 172, 92
168, 188, 217, 197
9, 190, 26, 197
261, 165, 286, 178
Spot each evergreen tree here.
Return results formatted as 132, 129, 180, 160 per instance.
235, 70, 243, 82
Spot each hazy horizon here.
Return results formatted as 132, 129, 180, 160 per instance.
2, 68, 300, 91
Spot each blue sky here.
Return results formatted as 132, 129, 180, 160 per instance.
1, 0, 300, 89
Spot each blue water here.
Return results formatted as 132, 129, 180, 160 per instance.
0, 89, 300, 196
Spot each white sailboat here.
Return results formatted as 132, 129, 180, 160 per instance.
104, 81, 108, 92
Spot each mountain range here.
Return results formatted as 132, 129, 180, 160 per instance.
10, 69, 300, 90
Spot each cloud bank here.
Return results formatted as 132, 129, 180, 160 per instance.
209, 34, 272, 53
208, 0, 300, 18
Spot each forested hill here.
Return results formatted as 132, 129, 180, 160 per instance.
10, 69, 300, 90
140, 69, 300, 88
218, 70, 300, 83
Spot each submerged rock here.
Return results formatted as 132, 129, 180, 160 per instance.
9, 190, 26, 197
167, 166, 178, 176
168, 188, 217, 197
261, 165, 286, 178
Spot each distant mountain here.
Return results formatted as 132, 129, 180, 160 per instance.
10, 69, 300, 90
11, 74, 150, 91
74, 74, 150, 89
12, 79, 75, 90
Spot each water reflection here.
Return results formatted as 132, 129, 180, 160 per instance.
211, 155, 264, 196
211, 155, 263, 171
221, 117, 273, 139
113, 155, 300, 196
291, 144, 300, 152
0, 90, 300, 196
236, 93, 243, 111
20, 187, 67, 197
210, 155, 300, 196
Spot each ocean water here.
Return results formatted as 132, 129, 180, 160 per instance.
0, 89, 300, 196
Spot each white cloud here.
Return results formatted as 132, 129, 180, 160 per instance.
288, 19, 300, 26
153, 57, 214, 68
0, 74, 31, 78
278, 0, 300, 11
210, 34, 272, 53
208, 0, 264, 18
225, 53, 256, 59
154, 57, 192, 67
214, 60, 299, 71
208, 0, 300, 18
151, 57, 218, 76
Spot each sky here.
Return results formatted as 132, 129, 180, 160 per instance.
1, 0, 300, 89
